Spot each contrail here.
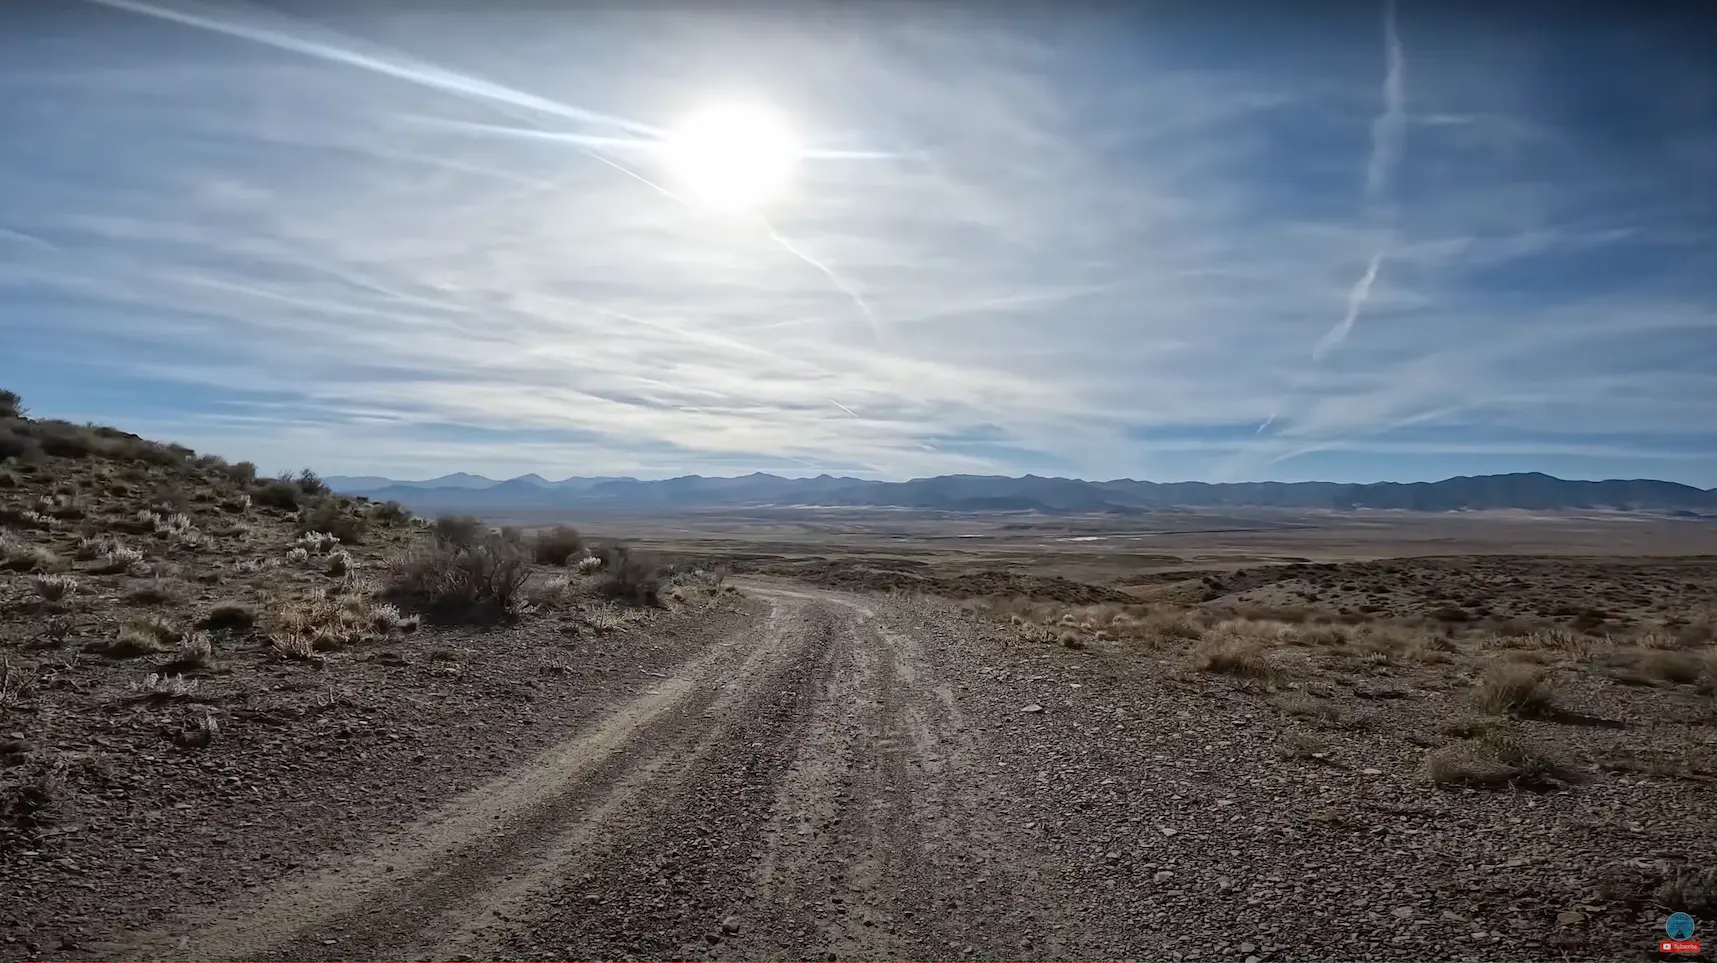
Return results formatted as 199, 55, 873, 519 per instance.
1315, 0, 1404, 361
830, 399, 860, 418
1241, 0, 1406, 461
1366, 0, 1407, 206
759, 216, 882, 343
82, 0, 662, 137
414, 118, 903, 161
1313, 249, 1383, 361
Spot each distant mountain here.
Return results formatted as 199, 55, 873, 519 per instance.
328, 470, 1717, 516
326, 472, 501, 491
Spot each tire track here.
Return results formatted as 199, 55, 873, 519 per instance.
107, 596, 820, 962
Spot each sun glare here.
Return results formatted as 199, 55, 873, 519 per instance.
663, 104, 800, 213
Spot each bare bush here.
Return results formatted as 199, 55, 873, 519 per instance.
369, 500, 411, 525
533, 525, 585, 566
296, 497, 366, 545
431, 515, 485, 549
252, 479, 303, 510
383, 530, 531, 621
1426, 731, 1573, 790
1195, 638, 1277, 680
592, 544, 662, 607
30, 574, 77, 602
1474, 664, 1556, 718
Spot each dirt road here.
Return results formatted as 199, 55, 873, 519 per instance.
88, 583, 1703, 962
99, 585, 1095, 960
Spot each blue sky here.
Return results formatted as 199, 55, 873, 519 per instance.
2, 1, 1714, 485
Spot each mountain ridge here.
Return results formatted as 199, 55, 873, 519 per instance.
326, 471, 1717, 516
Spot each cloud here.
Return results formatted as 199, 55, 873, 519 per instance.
1, 2, 1714, 484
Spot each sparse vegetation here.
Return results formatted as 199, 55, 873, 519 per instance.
533, 525, 585, 566
591, 544, 663, 607
297, 496, 366, 545
381, 522, 532, 621
1426, 731, 1573, 790
1474, 663, 1556, 718
198, 603, 257, 633
1195, 637, 1276, 680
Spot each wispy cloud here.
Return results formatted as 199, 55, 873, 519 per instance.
2, 2, 1714, 485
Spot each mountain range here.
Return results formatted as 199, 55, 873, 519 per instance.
325, 472, 1717, 516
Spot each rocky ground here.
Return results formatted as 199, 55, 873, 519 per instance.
3, 414, 1713, 962
4, 579, 1709, 962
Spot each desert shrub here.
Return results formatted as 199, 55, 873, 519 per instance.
532, 525, 584, 566
270, 593, 412, 653
296, 497, 367, 545
30, 574, 77, 602
1474, 664, 1556, 718
252, 479, 303, 511
220, 461, 258, 486
1426, 731, 1572, 790
430, 514, 485, 549
293, 468, 330, 496
369, 500, 411, 525
1638, 649, 1707, 685
592, 544, 662, 607
198, 603, 257, 633
0, 427, 42, 463
382, 531, 531, 621
92, 544, 147, 576
1195, 638, 1276, 680
0, 389, 24, 419
96, 618, 180, 657
170, 631, 215, 669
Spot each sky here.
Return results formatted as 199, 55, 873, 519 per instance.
2, 0, 1715, 486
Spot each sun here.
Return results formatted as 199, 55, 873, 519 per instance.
662, 103, 800, 213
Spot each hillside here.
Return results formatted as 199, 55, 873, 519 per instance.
331, 470, 1717, 516
0, 396, 745, 958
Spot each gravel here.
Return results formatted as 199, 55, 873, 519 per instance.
5, 580, 1710, 962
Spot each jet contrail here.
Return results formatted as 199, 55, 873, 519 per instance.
1313, 249, 1383, 361
1233, 0, 1407, 474
759, 216, 882, 343
830, 400, 860, 418
1315, 0, 1404, 361
82, 0, 662, 137
1366, 0, 1407, 205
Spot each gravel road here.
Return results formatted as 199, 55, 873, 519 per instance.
91, 582, 1697, 962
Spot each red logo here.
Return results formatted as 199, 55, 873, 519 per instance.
1662, 939, 1702, 953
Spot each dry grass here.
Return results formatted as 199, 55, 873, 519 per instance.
270, 592, 416, 653
1473, 663, 1557, 718
198, 603, 258, 633
1195, 637, 1278, 680
1425, 731, 1573, 790
1637, 649, 1713, 686
93, 618, 180, 658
